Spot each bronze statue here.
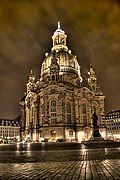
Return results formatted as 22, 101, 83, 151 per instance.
93, 111, 98, 129
92, 111, 101, 137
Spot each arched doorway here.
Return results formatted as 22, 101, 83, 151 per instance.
51, 129, 56, 139
68, 129, 75, 141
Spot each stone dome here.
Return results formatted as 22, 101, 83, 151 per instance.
40, 22, 82, 82
41, 49, 81, 79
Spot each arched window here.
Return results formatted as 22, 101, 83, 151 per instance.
51, 100, 56, 124
83, 104, 86, 114
54, 38, 58, 45
67, 102, 71, 113
31, 107, 34, 124
52, 75, 55, 81
82, 104, 87, 126
69, 129, 74, 137
51, 100, 56, 112
42, 104, 45, 114
67, 102, 71, 124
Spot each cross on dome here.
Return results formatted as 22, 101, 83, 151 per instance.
30, 69, 33, 75
58, 21, 60, 29
53, 22, 65, 35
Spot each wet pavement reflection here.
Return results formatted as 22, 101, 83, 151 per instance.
0, 142, 120, 179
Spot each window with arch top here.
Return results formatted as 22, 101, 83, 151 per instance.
69, 129, 74, 137
82, 103, 87, 126
51, 100, 56, 112
67, 102, 71, 124
51, 100, 56, 124
67, 102, 71, 113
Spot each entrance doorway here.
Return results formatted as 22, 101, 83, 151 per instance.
51, 129, 56, 139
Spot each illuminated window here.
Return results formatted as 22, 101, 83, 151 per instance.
51, 100, 56, 112
54, 38, 58, 45
69, 129, 74, 137
61, 38, 64, 44
67, 102, 71, 124
51, 113, 56, 124
51, 100, 56, 124
31, 107, 34, 123
82, 104, 87, 126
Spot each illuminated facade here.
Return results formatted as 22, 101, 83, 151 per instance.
106, 110, 120, 141
0, 118, 20, 143
20, 22, 106, 142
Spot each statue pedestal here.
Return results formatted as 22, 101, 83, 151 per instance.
90, 127, 104, 141
92, 128, 101, 137
81, 112, 114, 146
89, 137, 104, 141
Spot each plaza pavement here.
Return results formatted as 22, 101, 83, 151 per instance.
0, 142, 119, 180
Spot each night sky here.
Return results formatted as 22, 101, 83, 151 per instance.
0, 0, 120, 119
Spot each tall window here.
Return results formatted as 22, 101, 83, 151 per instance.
83, 104, 87, 126
31, 107, 34, 124
69, 129, 74, 137
52, 75, 55, 81
42, 104, 45, 114
67, 102, 71, 124
51, 100, 56, 124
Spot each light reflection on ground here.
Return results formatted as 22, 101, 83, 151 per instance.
0, 142, 119, 179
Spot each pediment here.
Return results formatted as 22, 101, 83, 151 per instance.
45, 85, 60, 95
75, 86, 94, 98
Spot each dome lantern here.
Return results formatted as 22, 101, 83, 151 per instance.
41, 23, 82, 83
52, 22, 67, 51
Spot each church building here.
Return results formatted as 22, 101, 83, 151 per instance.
20, 22, 106, 142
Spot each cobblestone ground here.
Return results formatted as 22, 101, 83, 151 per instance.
0, 143, 120, 179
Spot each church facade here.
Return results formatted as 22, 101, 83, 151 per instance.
20, 22, 106, 142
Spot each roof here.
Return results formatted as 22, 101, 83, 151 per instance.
106, 110, 120, 118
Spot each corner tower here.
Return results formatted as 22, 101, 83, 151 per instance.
26, 70, 35, 93
88, 65, 103, 95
